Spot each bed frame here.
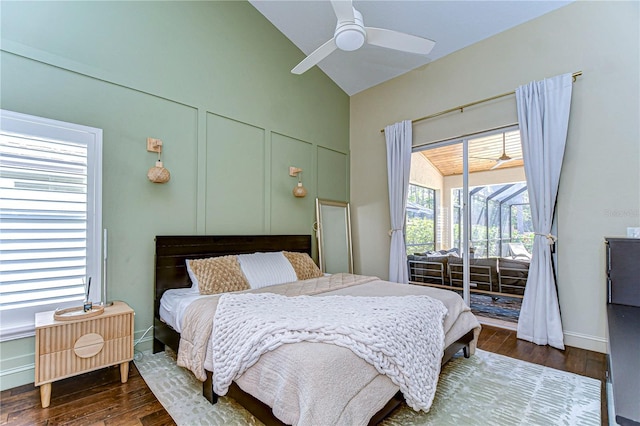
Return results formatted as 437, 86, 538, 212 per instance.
153, 234, 473, 426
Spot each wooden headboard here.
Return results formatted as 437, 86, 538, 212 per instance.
154, 234, 312, 316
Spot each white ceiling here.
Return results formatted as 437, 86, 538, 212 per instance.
249, 0, 573, 95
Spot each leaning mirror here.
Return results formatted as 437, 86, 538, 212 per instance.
315, 198, 353, 274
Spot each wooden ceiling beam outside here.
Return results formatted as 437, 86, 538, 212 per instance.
418, 130, 523, 176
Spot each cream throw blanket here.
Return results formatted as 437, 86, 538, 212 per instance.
212, 292, 447, 411
177, 273, 379, 381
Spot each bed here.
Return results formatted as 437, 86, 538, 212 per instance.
153, 234, 480, 426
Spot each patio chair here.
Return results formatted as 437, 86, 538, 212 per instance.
508, 242, 531, 260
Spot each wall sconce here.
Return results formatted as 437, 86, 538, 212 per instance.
147, 137, 171, 184
289, 166, 307, 198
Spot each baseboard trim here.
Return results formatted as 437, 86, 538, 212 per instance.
564, 330, 607, 353
133, 334, 155, 354
0, 363, 35, 392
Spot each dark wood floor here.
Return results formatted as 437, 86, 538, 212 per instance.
0, 361, 175, 426
1, 325, 607, 426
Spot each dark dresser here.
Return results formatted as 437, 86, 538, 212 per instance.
605, 237, 640, 426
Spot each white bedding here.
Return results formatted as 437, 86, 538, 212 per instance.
159, 288, 202, 333
212, 292, 448, 411
166, 273, 481, 425
163, 275, 480, 372
162, 251, 309, 330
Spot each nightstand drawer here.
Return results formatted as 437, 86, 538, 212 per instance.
36, 313, 133, 356
36, 333, 133, 384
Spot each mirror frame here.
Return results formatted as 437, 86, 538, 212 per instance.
315, 198, 353, 274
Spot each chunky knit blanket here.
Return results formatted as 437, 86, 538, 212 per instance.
212, 292, 448, 411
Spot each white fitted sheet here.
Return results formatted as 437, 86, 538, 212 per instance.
159, 288, 204, 333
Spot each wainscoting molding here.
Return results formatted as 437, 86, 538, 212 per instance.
205, 112, 267, 234
317, 146, 349, 202
270, 132, 315, 235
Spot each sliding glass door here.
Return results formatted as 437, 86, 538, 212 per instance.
407, 125, 523, 307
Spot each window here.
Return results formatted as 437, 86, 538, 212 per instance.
405, 184, 436, 254
0, 110, 102, 341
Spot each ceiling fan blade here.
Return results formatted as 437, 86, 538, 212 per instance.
364, 27, 435, 55
490, 157, 518, 170
490, 160, 505, 171
331, 0, 355, 23
291, 38, 338, 74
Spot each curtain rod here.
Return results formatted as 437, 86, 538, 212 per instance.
380, 71, 582, 133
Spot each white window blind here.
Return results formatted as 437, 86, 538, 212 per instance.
0, 110, 102, 342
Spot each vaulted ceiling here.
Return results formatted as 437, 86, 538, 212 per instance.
250, 1, 573, 95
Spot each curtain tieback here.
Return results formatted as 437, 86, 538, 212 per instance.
388, 228, 402, 237
535, 233, 557, 245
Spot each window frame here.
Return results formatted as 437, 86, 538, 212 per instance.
0, 109, 103, 342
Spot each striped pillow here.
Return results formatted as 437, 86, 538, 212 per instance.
237, 252, 298, 289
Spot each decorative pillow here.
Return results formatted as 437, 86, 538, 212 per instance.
185, 259, 204, 291
186, 255, 250, 295
283, 251, 324, 280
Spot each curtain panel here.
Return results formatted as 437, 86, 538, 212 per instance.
384, 120, 412, 283
516, 73, 573, 350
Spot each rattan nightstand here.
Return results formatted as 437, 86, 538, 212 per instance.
34, 301, 134, 408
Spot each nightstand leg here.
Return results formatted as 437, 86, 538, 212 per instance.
40, 383, 51, 408
120, 361, 130, 383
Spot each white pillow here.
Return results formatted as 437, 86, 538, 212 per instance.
237, 251, 298, 289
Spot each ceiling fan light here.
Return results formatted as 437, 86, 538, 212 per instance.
335, 27, 365, 51
335, 29, 365, 51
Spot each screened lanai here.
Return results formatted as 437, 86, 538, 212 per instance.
452, 182, 533, 259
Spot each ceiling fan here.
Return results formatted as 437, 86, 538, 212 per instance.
291, 0, 436, 75
473, 133, 522, 170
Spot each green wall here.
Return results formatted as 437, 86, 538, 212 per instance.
0, 0, 349, 390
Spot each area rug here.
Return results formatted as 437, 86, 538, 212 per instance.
134, 348, 600, 426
